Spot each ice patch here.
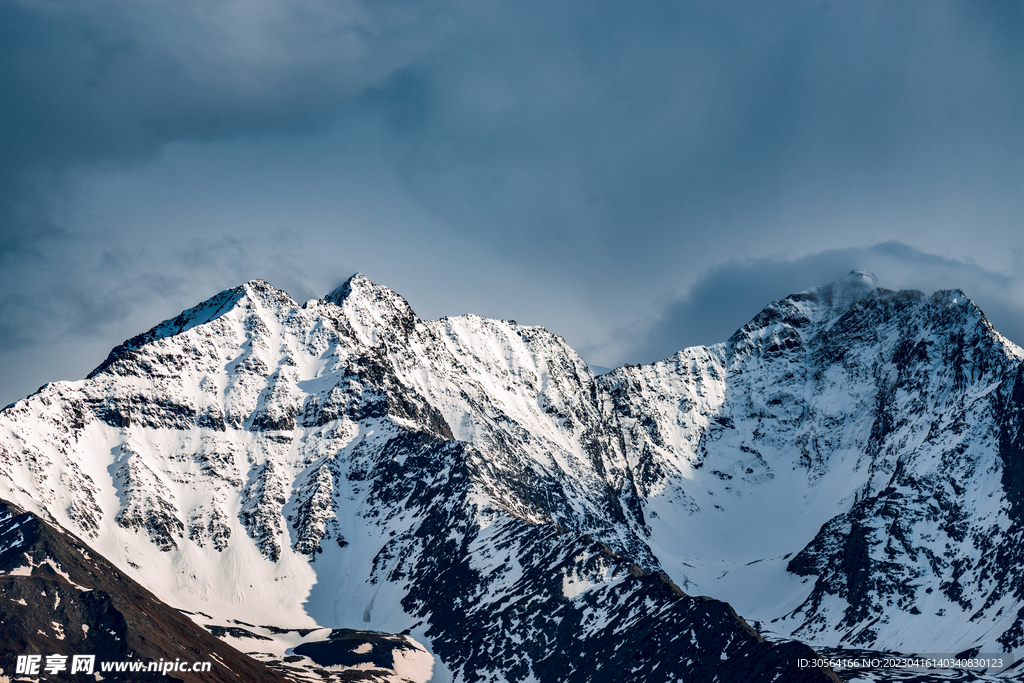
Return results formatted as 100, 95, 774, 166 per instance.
562, 568, 596, 600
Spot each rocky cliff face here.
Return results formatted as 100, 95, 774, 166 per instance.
3, 270, 1022, 679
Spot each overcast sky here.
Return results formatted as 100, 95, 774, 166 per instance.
1, 0, 1022, 406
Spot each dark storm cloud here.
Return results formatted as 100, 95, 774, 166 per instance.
0, 0, 464, 282
0, 0, 1021, 407
625, 242, 1024, 365
0, 0, 459, 174
362, 0, 1022, 291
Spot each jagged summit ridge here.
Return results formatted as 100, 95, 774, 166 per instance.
725, 270, 999, 359
725, 270, 884, 350
324, 272, 386, 306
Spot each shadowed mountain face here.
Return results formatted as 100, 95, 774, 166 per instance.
3, 270, 1020, 680
0, 499, 289, 682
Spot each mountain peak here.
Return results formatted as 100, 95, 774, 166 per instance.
242, 278, 274, 290
322, 273, 418, 343
324, 273, 371, 306
323, 273, 412, 314
727, 270, 884, 349
814, 269, 879, 307
87, 284, 250, 378
841, 269, 878, 288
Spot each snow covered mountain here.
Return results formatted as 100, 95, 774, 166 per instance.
0, 274, 837, 682
601, 271, 1024, 655
2, 270, 1021, 679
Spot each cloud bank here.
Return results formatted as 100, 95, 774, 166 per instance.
0, 0, 1021, 406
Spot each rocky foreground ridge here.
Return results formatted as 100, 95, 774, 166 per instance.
0, 499, 289, 682
1, 270, 1022, 680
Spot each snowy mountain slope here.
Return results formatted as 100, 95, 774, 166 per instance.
192, 619, 437, 683
0, 274, 835, 682
0, 499, 289, 682
601, 271, 1024, 654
